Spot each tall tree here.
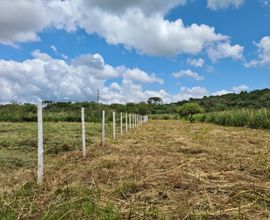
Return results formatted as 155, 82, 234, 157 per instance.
147, 97, 163, 105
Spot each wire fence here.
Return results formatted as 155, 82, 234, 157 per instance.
36, 103, 149, 185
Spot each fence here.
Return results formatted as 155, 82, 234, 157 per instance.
37, 103, 149, 185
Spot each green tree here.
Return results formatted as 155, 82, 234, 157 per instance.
147, 97, 163, 105
178, 103, 204, 123
126, 102, 137, 113
138, 103, 148, 115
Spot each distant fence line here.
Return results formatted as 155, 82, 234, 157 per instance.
37, 103, 149, 185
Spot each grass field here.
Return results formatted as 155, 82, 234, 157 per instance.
0, 120, 270, 219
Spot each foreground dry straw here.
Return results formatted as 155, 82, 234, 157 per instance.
1, 120, 270, 219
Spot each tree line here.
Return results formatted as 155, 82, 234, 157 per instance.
0, 88, 269, 122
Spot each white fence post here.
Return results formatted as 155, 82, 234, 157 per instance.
143, 115, 148, 123
125, 113, 128, 133
120, 112, 123, 136
132, 114, 135, 129
37, 103, 43, 185
102, 110, 105, 146
131, 114, 133, 129
113, 112, 116, 140
129, 113, 132, 129
81, 108, 86, 158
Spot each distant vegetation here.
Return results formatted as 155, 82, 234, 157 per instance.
0, 89, 270, 125
193, 108, 270, 129
177, 88, 270, 112
0, 100, 175, 122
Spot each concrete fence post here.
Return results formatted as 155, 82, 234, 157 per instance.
102, 110, 105, 146
81, 108, 86, 158
113, 112, 116, 140
125, 113, 128, 133
37, 103, 43, 185
120, 112, 123, 136
129, 113, 132, 129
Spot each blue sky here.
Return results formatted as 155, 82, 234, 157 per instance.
0, 0, 269, 103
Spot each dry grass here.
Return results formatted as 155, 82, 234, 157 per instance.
1, 120, 270, 219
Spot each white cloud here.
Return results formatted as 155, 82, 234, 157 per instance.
0, 0, 48, 45
212, 90, 231, 96
79, 8, 227, 56
207, 0, 244, 10
2, 50, 248, 104
245, 36, 270, 67
172, 69, 204, 81
212, 84, 249, 96
0, 0, 244, 59
124, 68, 163, 84
50, 45, 58, 54
0, 51, 163, 103
232, 84, 249, 93
207, 42, 244, 62
163, 86, 208, 103
50, 45, 68, 60
187, 58, 204, 67
72, 54, 121, 79
101, 81, 209, 104
174, 86, 208, 101
0, 51, 103, 102
0, 49, 212, 104
83, 0, 187, 15
0, 0, 180, 45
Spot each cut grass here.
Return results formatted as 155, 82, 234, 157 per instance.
0, 120, 270, 219
0, 182, 121, 220
115, 180, 141, 199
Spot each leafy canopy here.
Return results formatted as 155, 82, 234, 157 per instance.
178, 103, 204, 122
147, 97, 163, 105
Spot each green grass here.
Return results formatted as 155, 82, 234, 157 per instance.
0, 121, 119, 152
0, 182, 121, 220
115, 180, 140, 199
193, 108, 270, 129
0, 105, 125, 123
149, 114, 178, 120
0, 121, 120, 181
0, 121, 123, 219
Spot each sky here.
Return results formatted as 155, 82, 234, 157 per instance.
0, 0, 269, 104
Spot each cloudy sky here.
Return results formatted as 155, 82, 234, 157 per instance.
0, 0, 269, 103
